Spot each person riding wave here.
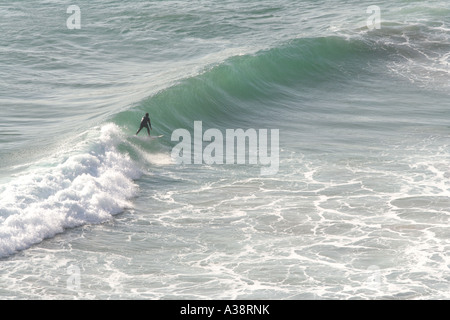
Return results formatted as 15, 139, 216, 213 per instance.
136, 113, 152, 136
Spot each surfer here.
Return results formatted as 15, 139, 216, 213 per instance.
136, 113, 152, 136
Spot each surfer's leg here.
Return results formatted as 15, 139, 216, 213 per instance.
146, 126, 151, 136
136, 124, 146, 135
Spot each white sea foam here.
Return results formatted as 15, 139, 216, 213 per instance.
0, 123, 142, 258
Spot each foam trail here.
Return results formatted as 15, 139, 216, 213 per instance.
0, 123, 142, 258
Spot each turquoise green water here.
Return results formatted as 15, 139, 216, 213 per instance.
1, 1, 450, 299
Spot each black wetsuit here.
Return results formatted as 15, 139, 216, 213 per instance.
136, 115, 152, 136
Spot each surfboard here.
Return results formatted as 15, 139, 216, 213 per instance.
132, 134, 163, 141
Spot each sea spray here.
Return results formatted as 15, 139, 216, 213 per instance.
0, 124, 142, 257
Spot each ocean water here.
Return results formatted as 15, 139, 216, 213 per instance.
1, 0, 449, 299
